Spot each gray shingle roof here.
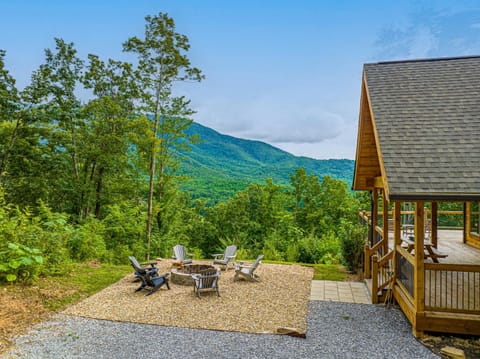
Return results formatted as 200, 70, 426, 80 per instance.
364, 56, 480, 200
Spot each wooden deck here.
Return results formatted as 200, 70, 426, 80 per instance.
387, 230, 480, 265
362, 212, 480, 335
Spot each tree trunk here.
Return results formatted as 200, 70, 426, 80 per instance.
145, 114, 160, 260
70, 116, 79, 178
94, 166, 104, 218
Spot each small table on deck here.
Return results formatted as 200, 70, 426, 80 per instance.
401, 236, 448, 263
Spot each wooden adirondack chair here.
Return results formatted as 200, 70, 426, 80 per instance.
212, 245, 237, 270
172, 244, 193, 265
191, 267, 220, 298
128, 256, 158, 280
128, 256, 170, 296
233, 254, 264, 282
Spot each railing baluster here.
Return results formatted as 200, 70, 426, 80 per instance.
456, 271, 459, 310
468, 271, 471, 311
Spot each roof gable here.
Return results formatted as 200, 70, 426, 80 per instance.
353, 79, 382, 191
355, 56, 480, 200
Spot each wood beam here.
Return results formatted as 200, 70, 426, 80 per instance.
363, 74, 390, 201
393, 201, 401, 247
392, 201, 401, 286
431, 202, 438, 248
372, 189, 378, 234
464, 202, 468, 245
414, 202, 425, 322
382, 192, 389, 254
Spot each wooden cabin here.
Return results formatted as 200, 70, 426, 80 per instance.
353, 56, 480, 337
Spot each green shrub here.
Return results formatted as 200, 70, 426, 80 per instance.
285, 241, 299, 262
0, 242, 43, 283
339, 222, 367, 271
102, 202, 146, 262
69, 218, 107, 262
262, 239, 285, 261
296, 232, 342, 264
36, 204, 73, 275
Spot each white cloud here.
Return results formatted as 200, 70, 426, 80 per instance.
408, 26, 439, 58
275, 128, 357, 160
192, 94, 347, 147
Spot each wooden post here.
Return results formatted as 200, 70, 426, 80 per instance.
414, 202, 425, 336
372, 254, 378, 304
431, 202, 438, 248
364, 242, 371, 278
464, 202, 469, 245
383, 192, 389, 255
372, 189, 378, 243
392, 201, 401, 285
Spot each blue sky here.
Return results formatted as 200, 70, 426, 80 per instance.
1, 1, 480, 159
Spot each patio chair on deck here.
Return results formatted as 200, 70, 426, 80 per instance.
192, 267, 220, 298
212, 245, 237, 270
128, 256, 170, 296
172, 244, 193, 265
233, 254, 264, 282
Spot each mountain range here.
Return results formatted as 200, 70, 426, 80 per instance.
178, 122, 354, 203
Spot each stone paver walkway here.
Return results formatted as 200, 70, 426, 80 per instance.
310, 280, 371, 304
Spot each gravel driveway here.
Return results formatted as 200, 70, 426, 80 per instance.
4, 301, 437, 359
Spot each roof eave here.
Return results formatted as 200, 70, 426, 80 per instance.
390, 193, 480, 202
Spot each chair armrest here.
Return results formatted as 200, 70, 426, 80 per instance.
140, 261, 157, 267
186, 253, 194, 258
237, 260, 252, 265
144, 269, 159, 277
235, 263, 252, 270
227, 255, 236, 259
212, 254, 222, 259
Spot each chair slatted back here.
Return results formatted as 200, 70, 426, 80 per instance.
198, 268, 219, 289
224, 245, 237, 260
173, 244, 187, 261
250, 254, 264, 272
129, 256, 146, 274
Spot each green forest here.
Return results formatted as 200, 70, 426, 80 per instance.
0, 12, 368, 284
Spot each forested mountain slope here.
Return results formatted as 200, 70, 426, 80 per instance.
179, 122, 354, 202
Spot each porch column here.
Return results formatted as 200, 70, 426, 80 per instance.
383, 192, 389, 255
414, 201, 425, 336
464, 202, 469, 244
431, 202, 438, 248
392, 201, 401, 284
372, 189, 378, 244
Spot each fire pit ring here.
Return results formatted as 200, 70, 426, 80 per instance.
171, 264, 216, 286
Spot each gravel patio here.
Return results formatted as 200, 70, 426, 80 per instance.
63, 260, 313, 334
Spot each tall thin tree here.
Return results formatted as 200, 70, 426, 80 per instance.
123, 13, 203, 259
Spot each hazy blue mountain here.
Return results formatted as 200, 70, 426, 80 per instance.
178, 122, 354, 202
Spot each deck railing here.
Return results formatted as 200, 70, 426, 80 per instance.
396, 248, 414, 299
424, 263, 480, 313
370, 250, 394, 303
358, 208, 466, 304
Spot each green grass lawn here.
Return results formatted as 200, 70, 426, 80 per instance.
311, 264, 348, 281
262, 260, 348, 281
36, 263, 132, 310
